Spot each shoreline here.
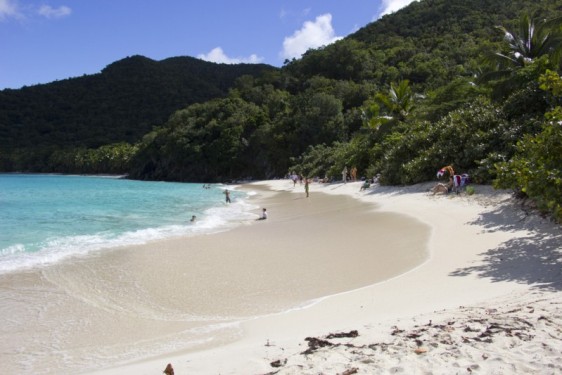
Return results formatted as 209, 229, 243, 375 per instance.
1, 181, 431, 374
2, 179, 560, 374
88, 180, 561, 374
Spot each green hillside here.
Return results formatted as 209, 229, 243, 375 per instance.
1, 0, 561, 220
0, 55, 276, 149
287, 0, 561, 88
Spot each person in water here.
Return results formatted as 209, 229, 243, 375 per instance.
257, 208, 268, 220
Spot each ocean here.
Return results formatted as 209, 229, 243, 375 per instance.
0, 174, 256, 274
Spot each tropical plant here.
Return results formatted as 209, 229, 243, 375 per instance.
375, 79, 415, 122
373, 97, 507, 185
480, 14, 562, 85
497, 14, 562, 67
495, 71, 562, 222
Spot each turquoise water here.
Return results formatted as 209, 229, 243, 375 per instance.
0, 174, 255, 273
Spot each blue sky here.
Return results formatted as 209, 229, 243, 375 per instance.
0, 0, 418, 90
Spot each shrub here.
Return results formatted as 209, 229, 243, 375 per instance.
494, 119, 562, 222
376, 97, 507, 184
495, 71, 562, 222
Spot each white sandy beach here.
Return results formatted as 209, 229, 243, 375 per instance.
1, 181, 428, 374
86, 180, 561, 375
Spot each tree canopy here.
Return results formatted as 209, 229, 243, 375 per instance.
1, 0, 561, 220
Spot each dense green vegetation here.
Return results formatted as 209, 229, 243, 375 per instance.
494, 70, 562, 222
1, 0, 561, 221
0, 55, 275, 169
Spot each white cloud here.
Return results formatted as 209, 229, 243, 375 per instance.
0, 0, 20, 20
197, 47, 264, 65
0, 1, 71, 21
38, 4, 71, 19
379, 0, 419, 17
281, 13, 343, 60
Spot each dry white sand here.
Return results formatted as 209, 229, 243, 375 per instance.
89, 180, 561, 375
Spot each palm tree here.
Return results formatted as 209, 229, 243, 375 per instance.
376, 79, 415, 121
477, 14, 562, 99
496, 14, 562, 67
362, 79, 416, 133
481, 14, 562, 80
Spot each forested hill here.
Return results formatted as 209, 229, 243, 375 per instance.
0, 0, 560, 220
0, 55, 276, 149
286, 0, 561, 89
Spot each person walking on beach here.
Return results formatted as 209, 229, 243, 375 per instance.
224, 189, 231, 204
304, 178, 309, 198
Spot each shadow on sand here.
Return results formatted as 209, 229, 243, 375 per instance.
450, 202, 562, 292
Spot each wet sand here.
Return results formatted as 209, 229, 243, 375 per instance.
0, 186, 429, 374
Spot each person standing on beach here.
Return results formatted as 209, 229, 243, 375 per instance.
304, 178, 309, 198
224, 189, 231, 203
351, 166, 357, 181
291, 172, 298, 187
342, 166, 348, 183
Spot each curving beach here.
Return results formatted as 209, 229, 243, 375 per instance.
88, 179, 561, 374
2, 179, 561, 374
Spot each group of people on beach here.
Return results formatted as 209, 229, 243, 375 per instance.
289, 172, 311, 198
202, 162, 464, 223
341, 166, 358, 183
196, 167, 383, 225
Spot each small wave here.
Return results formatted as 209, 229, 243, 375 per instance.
0, 191, 260, 274
0, 243, 26, 256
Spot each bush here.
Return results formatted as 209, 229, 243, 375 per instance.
495, 72, 562, 222
494, 119, 562, 222
375, 97, 507, 184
